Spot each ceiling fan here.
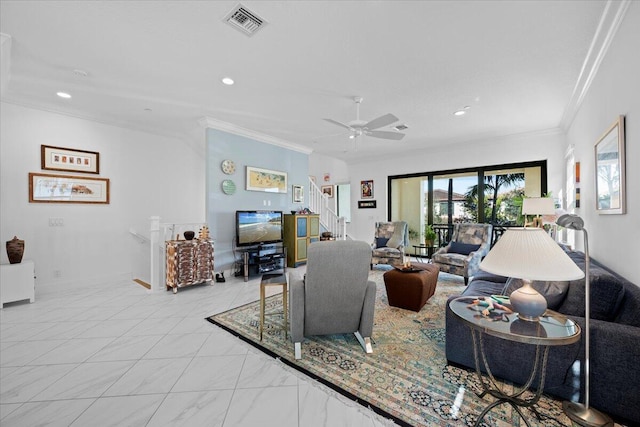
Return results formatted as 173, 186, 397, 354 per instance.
323, 97, 405, 141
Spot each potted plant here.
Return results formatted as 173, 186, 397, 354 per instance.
424, 224, 437, 247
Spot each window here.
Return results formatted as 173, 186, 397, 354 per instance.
389, 161, 547, 246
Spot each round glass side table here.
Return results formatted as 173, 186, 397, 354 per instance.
449, 296, 581, 427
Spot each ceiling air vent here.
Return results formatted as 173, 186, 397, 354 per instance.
394, 124, 408, 131
224, 4, 267, 36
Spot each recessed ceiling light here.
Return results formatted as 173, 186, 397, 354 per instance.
56, 92, 72, 99
454, 106, 470, 116
221, 77, 234, 85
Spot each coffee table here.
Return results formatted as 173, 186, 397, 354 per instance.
449, 296, 581, 426
259, 273, 288, 341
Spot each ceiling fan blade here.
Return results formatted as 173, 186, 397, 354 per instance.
323, 118, 354, 130
366, 130, 405, 140
363, 113, 399, 131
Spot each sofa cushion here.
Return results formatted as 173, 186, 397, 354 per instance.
502, 278, 569, 310
558, 268, 625, 321
449, 241, 481, 255
462, 279, 505, 297
473, 269, 509, 283
432, 252, 467, 267
376, 237, 390, 248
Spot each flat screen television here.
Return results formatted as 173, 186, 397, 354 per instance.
236, 210, 284, 247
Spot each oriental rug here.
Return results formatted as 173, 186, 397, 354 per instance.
207, 270, 574, 427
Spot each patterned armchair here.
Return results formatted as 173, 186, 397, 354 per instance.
371, 221, 409, 269
432, 223, 492, 285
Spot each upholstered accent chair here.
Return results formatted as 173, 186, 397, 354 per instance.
371, 221, 409, 269
432, 223, 493, 285
290, 240, 376, 359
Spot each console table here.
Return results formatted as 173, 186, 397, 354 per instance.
165, 239, 214, 293
449, 296, 581, 426
1, 260, 35, 308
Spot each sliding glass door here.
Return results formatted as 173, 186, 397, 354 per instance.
389, 161, 547, 247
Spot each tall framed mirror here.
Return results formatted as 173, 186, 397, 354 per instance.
595, 115, 626, 214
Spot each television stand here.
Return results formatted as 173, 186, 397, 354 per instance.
235, 244, 287, 282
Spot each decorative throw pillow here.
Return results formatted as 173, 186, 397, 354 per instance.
376, 237, 390, 248
502, 277, 569, 310
386, 226, 404, 249
449, 241, 481, 255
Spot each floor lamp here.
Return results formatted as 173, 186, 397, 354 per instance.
557, 214, 613, 427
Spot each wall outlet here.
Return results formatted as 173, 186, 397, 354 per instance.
53, 270, 62, 278
49, 218, 64, 226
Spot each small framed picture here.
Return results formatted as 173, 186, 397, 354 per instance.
41, 145, 100, 174
358, 200, 377, 209
292, 185, 304, 203
321, 185, 333, 198
361, 180, 374, 199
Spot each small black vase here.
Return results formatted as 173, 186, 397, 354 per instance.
6, 236, 24, 264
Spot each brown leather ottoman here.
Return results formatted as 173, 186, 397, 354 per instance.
383, 263, 440, 312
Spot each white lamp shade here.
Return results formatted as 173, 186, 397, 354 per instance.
522, 197, 556, 215
480, 228, 584, 281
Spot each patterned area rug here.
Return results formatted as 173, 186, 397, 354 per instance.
207, 270, 573, 427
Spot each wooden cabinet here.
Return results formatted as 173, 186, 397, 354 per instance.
283, 214, 320, 267
166, 239, 214, 293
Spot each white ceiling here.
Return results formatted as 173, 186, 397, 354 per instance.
0, 1, 618, 161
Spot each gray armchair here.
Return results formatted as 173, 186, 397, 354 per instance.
290, 240, 376, 359
371, 221, 408, 269
432, 223, 492, 285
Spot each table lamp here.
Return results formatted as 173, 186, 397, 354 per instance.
480, 228, 584, 321
556, 214, 613, 427
522, 197, 556, 228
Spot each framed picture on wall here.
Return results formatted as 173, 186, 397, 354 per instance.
41, 145, 100, 174
361, 179, 374, 199
292, 185, 304, 203
321, 185, 333, 198
29, 172, 110, 204
246, 166, 287, 193
595, 115, 626, 214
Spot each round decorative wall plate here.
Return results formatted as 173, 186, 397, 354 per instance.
221, 159, 236, 175
221, 179, 236, 195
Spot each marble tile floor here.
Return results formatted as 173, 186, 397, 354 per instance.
0, 268, 392, 427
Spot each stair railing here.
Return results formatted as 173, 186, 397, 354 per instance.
308, 178, 347, 240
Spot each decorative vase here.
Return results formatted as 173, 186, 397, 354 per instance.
6, 236, 24, 264
509, 280, 547, 321
183, 231, 195, 240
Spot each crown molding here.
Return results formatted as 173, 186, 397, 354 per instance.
560, 0, 631, 131
198, 116, 313, 155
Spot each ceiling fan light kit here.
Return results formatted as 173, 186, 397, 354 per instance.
323, 97, 406, 141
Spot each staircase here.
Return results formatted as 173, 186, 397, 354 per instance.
308, 178, 347, 240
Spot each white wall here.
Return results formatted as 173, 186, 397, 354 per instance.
0, 102, 206, 291
346, 130, 566, 245
565, 2, 639, 281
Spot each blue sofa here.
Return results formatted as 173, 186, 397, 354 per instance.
445, 247, 640, 425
